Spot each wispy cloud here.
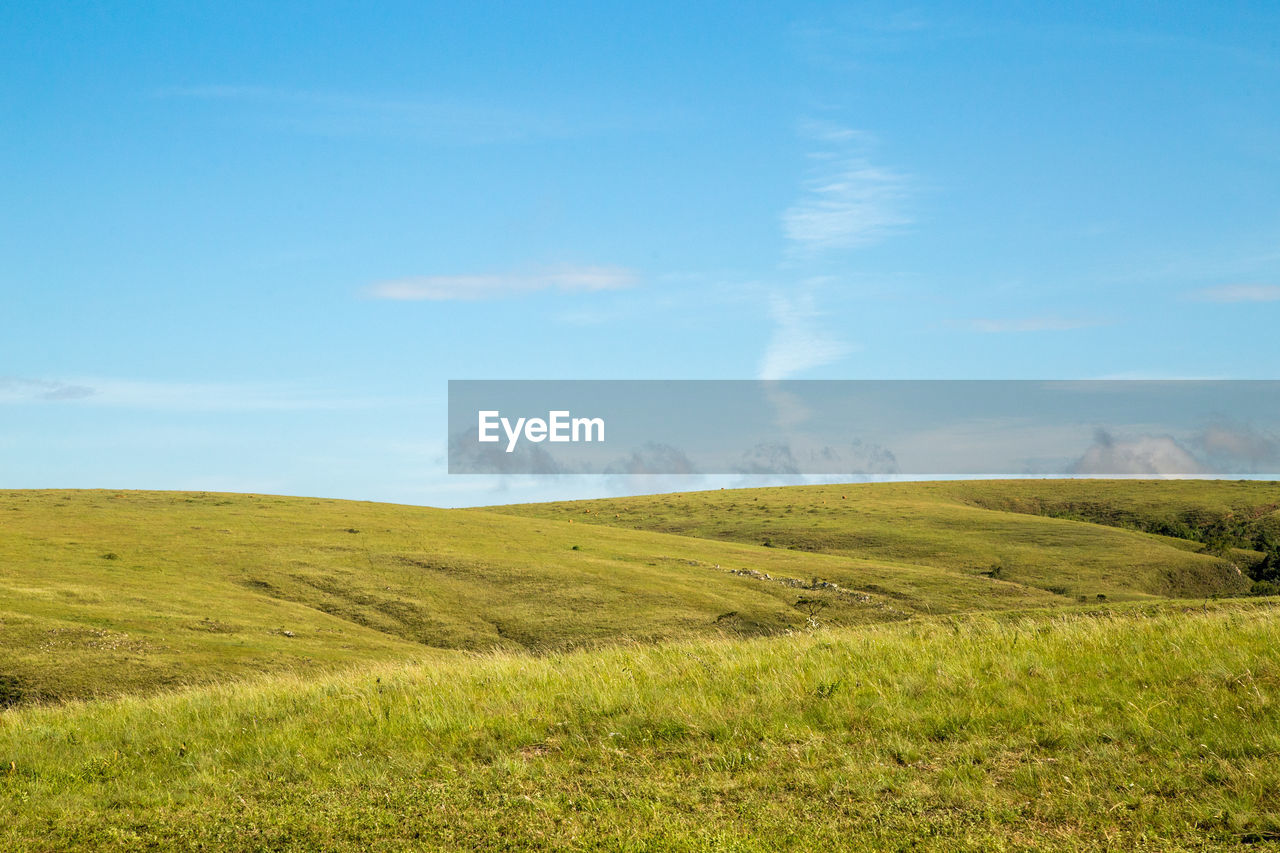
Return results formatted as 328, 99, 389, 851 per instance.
366, 266, 638, 301
758, 293, 854, 379
0, 377, 95, 402
1195, 422, 1278, 470
1, 377, 382, 411
760, 121, 903, 377
734, 439, 898, 477
782, 123, 913, 255
969, 316, 1105, 333
1189, 283, 1280, 303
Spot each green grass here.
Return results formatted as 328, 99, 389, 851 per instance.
950, 479, 1280, 545
3, 481, 1278, 849
2, 481, 1269, 705
0, 487, 1063, 706
488, 479, 1268, 600
2, 599, 1277, 851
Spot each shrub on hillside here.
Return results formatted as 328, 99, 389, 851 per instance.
0, 675, 23, 708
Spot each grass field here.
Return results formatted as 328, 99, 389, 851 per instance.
487, 479, 1275, 599
2, 600, 1277, 850
1, 480, 1278, 849
0, 487, 1073, 705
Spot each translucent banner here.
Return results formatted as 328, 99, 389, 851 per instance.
447, 380, 1280, 477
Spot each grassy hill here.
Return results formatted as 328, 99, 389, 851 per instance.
2, 481, 1269, 705
0, 488, 940, 705
2, 600, 1277, 851
486, 479, 1267, 601
2, 481, 1279, 849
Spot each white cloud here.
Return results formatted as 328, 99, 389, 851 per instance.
0, 377, 383, 411
1190, 283, 1280, 303
0, 377, 94, 402
1195, 423, 1278, 468
367, 266, 637, 301
970, 316, 1104, 333
1069, 430, 1205, 476
758, 293, 854, 379
758, 123, 905, 382
782, 125, 912, 254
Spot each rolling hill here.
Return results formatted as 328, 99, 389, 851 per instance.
2, 480, 1271, 705
2, 480, 1279, 849
485, 479, 1270, 600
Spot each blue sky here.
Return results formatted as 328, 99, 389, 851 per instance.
3, 1, 1278, 505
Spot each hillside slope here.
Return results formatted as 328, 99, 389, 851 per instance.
2, 481, 1265, 705
487, 480, 1259, 601
1, 489, 1052, 705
